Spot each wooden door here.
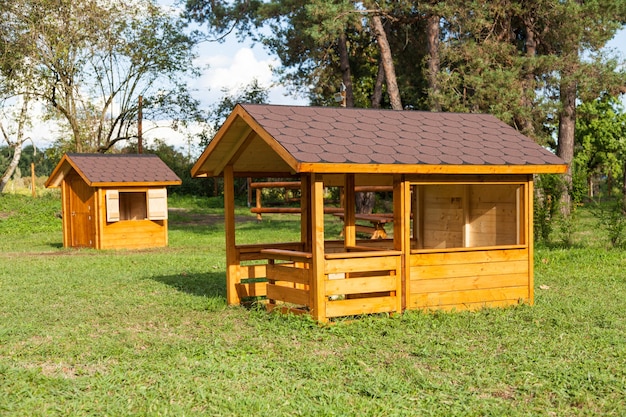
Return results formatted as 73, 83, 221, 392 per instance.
67, 174, 95, 248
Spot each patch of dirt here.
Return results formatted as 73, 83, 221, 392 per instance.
169, 208, 256, 227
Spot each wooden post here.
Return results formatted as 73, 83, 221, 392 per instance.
31, 162, 36, 198
224, 165, 240, 305
300, 175, 311, 252
463, 185, 471, 247
393, 175, 408, 312
310, 175, 327, 322
344, 174, 356, 248
527, 177, 534, 305
255, 188, 262, 221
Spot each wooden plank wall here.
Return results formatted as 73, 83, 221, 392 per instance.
420, 184, 520, 249
96, 189, 168, 249
421, 185, 464, 249
408, 248, 530, 311
324, 254, 401, 318
468, 185, 518, 247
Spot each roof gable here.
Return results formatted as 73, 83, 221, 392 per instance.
192, 104, 567, 177
46, 153, 182, 188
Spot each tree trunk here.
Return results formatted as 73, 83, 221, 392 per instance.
517, 17, 537, 137
426, 14, 441, 111
370, 14, 402, 110
557, 77, 576, 215
371, 60, 385, 108
0, 98, 29, 193
0, 144, 23, 193
355, 190, 375, 215
337, 33, 354, 108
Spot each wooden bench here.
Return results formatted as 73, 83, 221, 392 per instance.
334, 213, 394, 239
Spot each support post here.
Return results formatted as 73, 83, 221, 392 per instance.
224, 165, 240, 305
300, 175, 311, 252
527, 177, 534, 305
310, 175, 327, 322
393, 175, 408, 312
344, 174, 356, 248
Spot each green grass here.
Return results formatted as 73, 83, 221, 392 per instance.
1, 193, 626, 416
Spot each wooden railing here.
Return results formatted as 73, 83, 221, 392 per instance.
323, 250, 402, 318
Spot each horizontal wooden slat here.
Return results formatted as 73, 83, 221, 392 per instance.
267, 284, 309, 306
267, 263, 310, 285
239, 264, 267, 280
250, 181, 302, 189
409, 248, 527, 267
325, 255, 400, 274
325, 275, 397, 296
411, 260, 528, 280
235, 281, 267, 298
324, 250, 401, 260
326, 296, 397, 318
261, 249, 312, 261
408, 286, 529, 309
410, 273, 527, 293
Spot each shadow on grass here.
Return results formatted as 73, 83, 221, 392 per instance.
152, 271, 226, 299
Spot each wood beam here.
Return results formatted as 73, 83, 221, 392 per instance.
310, 175, 327, 323
344, 174, 356, 248
224, 165, 240, 305
393, 175, 409, 312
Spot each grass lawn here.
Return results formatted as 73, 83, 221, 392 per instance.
1, 193, 625, 416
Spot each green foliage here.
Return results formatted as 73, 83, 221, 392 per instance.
574, 95, 626, 200
3, 0, 200, 153
2, 195, 626, 415
204, 80, 269, 146
0, 146, 57, 178
534, 174, 564, 244
591, 198, 626, 248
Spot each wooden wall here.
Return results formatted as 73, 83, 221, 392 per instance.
417, 184, 521, 249
407, 248, 530, 311
95, 188, 168, 250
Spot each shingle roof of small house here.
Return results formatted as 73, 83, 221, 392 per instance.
192, 104, 567, 177
46, 153, 182, 188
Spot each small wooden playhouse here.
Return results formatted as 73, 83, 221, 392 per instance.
192, 104, 566, 322
46, 153, 181, 249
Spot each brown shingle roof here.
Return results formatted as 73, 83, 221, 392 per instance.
240, 104, 564, 166
192, 104, 567, 177
46, 153, 182, 188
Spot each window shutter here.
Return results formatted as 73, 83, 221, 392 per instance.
147, 188, 168, 220
106, 190, 120, 222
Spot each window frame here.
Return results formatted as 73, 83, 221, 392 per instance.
410, 181, 528, 253
105, 187, 169, 223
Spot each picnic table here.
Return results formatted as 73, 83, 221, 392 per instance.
334, 213, 394, 239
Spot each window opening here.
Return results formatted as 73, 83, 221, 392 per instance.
413, 184, 523, 249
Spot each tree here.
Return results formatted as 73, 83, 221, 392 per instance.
205, 79, 269, 145
0, 96, 31, 192
3, 0, 201, 153
574, 95, 626, 202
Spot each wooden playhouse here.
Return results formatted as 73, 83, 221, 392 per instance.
191, 104, 567, 322
46, 153, 181, 249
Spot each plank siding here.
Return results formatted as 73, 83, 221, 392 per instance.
408, 248, 530, 310
99, 219, 167, 249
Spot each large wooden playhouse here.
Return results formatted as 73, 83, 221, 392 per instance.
46, 153, 181, 249
192, 104, 567, 322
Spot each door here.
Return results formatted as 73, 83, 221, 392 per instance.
67, 174, 95, 248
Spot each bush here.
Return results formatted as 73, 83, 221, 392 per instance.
591, 197, 626, 248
